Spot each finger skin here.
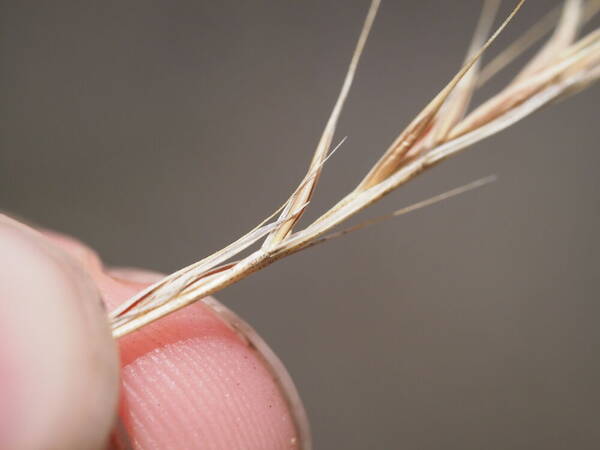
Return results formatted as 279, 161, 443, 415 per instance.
46, 231, 309, 450
0, 216, 120, 450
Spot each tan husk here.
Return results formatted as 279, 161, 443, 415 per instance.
110, 0, 600, 338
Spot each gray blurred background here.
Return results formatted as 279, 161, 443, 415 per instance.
1, 1, 599, 448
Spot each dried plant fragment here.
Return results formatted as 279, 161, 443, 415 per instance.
110, 0, 600, 338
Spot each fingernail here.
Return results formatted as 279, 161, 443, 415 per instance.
201, 297, 312, 450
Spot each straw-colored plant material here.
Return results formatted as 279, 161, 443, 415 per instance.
110, 0, 600, 338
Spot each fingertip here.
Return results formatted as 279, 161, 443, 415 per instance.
0, 218, 120, 449
94, 271, 309, 449
116, 300, 307, 450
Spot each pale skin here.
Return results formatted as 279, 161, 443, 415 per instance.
0, 214, 303, 449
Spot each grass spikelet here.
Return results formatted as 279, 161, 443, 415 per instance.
110, 0, 600, 338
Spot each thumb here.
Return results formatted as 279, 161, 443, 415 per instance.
0, 215, 120, 449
